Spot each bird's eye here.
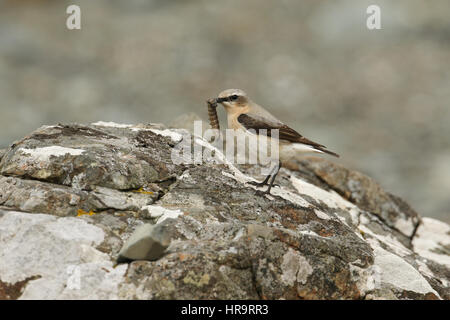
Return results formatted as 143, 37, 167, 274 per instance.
230, 95, 239, 101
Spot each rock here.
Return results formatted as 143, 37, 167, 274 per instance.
412, 218, 450, 267
291, 157, 421, 238
0, 123, 187, 191
0, 122, 449, 300
117, 219, 175, 263
0, 210, 127, 299
0, 175, 155, 217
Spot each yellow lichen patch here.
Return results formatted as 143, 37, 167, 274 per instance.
77, 209, 96, 217
183, 271, 210, 288
178, 252, 193, 262
132, 187, 153, 195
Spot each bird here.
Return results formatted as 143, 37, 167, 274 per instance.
214, 88, 339, 195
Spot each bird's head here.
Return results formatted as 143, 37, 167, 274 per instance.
216, 89, 249, 109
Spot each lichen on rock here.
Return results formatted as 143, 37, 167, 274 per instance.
0, 121, 448, 300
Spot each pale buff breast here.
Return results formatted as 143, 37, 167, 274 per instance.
225, 105, 251, 130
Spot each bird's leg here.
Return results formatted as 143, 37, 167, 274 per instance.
247, 161, 281, 194
264, 161, 281, 194
247, 162, 278, 187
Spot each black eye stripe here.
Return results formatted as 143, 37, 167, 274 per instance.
216, 95, 239, 103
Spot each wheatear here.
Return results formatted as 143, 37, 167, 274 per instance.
215, 89, 339, 194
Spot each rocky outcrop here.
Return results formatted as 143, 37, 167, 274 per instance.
0, 122, 448, 300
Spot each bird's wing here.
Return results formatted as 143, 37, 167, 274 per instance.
237, 113, 339, 157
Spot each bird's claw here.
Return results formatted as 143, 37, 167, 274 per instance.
246, 181, 268, 188
247, 181, 280, 189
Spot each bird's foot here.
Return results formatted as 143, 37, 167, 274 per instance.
247, 181, 280, 189
247, 180, 268, 188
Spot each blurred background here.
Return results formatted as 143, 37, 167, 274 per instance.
0, 0, 449, 222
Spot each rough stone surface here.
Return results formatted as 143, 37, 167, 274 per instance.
117, 219, 175, 263
412, 218, 450, 267
0, 210, 127, 299
0, 122, 448, 300
285, 158, 421, 238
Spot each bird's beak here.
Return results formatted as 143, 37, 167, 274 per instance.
216, 97, 228, 104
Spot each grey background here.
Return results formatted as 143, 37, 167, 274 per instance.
0, 0, 449, 222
